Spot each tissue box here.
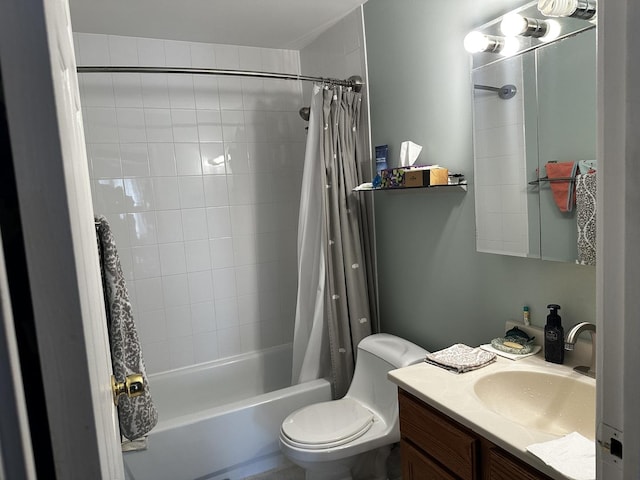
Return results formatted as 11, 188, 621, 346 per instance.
404, 167, 449, 187
380, 167, 406, 188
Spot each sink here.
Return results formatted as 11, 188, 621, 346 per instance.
473, 370, 595, 440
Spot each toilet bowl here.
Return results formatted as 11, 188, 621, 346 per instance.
279, 333, 428, 480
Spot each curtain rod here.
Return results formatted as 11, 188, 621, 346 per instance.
76, 66, 364, 91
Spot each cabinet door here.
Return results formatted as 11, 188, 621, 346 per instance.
401, 441, 459, 480
487, 447, 553, 480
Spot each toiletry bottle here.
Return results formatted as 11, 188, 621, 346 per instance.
544, 304, 564, 364
523, 305, 530, 326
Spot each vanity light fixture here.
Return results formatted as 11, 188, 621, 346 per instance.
537, 0, 596, 20
463, 32, 520, 56
500, 13, 562, 42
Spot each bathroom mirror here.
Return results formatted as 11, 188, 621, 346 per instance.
471, 3, 596, 262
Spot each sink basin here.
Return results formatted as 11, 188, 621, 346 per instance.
473, 370, 595, 440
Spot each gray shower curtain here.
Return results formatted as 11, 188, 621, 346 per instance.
293, 83, 375, 399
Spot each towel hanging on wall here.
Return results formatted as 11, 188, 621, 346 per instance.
546, 161, 578, 213
95, 215, 158, 440
575, 173, 597, 266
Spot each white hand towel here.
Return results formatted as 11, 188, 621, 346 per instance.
425, 344, 496, 373
480, 343, 542, 360
526, 432, 595, 480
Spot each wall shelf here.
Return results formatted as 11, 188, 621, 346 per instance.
354, 183, 467, 193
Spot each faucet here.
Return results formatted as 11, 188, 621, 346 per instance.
564, 322, 596, 378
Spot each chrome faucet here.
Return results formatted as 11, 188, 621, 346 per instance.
564, 322, 596, 378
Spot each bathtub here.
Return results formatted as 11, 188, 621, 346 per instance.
123, 344, 332, 480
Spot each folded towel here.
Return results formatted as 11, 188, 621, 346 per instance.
480, 343, 541, 361
425, 344, 496, 373
576, 173, 596, 266
546, 161, 578, 213
526, 432, 595, 480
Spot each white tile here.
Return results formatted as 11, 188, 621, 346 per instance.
164, 40, 192, 67
181, 208, 208, 240
191, 301, 216, 333
193, 76, 220, 110
136, 309, 167, 344
145, 109, 174, 142
148, 143, 176, 176
282, 50, 301, 75
197, 110, 223, 142
193, 331, 219, 363
236, 294, 260, 324
233, 235, 258, 266
203, 176, 229, 207
158, 242, 187, 275
123, 178, 155, 210
137, 38, 166, 67
217, 78, 243, 110
171, 109, 199, 142
169, 336, 195, 369
134, 277, 164, 311
156, 210, 184, 243
131, 245, 161, 279
224, 142, 250, 174
206, 207, 232, 238
80, 74, 115, 108
168, 75, 196, 109
190, 43, 216, 69
212, 267, 237, 299
241, 79, 265, 111
261, 49, 285, 73
175, 143, 203, 175
229, 205, 255, 235
165, 305, 192, 338
239, 322, 261, 352
143, 340, 171, 374
141, 73, 170, 108
200, 143, 226, 175
178, 176, 205, 208
108, 36, 139, 65
235, 263, 276, 296
209, 237, 235, 269
116, 108, 147, 143
215, 298, 239, 329
152, 177, 181, 210
92, 179, 125, 213
244, 112, 269, 143
217, 326, 241, 358
238, 46, 262, 70
89, 143, 122, 178
214, 44, 240, 69
162, 274, 190, 306
254, 204, 278, 233
120, 143, 150, 177
185, 240, 211, 272
221, 110, 246, 143
226, 174, 259, 206
113, 73, 143, 108
188, 271, 214, 303
77, 33, 110, 65
84, 107, 119, 143
126, 212, 157, 246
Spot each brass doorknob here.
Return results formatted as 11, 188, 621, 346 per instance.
111, 374, 144, 405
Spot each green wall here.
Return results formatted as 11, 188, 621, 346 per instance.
363, 0, 596, 351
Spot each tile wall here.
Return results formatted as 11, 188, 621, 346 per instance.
74, 33, 306, 373
473, 56, 530, 256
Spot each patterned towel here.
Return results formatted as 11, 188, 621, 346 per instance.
576, 173, 596, 266
95, 216, 158, 440
425, 344, 496, 373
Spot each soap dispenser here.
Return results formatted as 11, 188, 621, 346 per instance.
544, 304, 564, 364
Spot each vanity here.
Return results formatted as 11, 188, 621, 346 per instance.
388, 354, 595, 480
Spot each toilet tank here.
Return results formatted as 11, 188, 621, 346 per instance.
345, 333, 427, 427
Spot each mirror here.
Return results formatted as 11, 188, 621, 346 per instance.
470, 2, 596, 263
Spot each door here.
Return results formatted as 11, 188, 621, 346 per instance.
0, 0, 124, 478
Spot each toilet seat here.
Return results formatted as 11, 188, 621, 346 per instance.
281, 398, 374, 450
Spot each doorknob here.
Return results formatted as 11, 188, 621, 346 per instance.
111, 374, 144, 405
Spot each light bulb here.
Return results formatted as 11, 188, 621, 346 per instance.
501, 13, 528, 36
500, 36, 521, 56
540, 19, 561, 42
538, 0, 577, 17
464, 31, 490, 53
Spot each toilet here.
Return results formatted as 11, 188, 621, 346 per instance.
279, 333, 428, 480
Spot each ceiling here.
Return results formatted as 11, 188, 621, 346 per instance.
68, 0, 367, 50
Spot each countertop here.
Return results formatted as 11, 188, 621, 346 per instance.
388, 352, 596, 480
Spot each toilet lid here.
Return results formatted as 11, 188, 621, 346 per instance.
281, 398, 374, 448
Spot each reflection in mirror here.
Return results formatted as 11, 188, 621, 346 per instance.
470, 4, 596, 263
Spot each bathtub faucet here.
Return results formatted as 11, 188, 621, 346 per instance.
564, 322, 596, 379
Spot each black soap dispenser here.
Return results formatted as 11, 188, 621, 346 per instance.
544, 304, 564, 364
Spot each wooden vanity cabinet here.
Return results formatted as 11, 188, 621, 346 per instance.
398, 389, 554, 480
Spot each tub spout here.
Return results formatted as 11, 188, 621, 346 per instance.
564, 322, 596, 378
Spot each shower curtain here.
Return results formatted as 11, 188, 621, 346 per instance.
292, 83, 375, 399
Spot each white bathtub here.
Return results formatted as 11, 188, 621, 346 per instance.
124, 344, 332, 480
